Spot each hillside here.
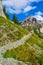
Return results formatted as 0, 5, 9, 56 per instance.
3, 33, 43, 65
0, 16, 28, 46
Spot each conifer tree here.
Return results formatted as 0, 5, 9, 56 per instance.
12, 14, 18, 24
3, 7, 10, 19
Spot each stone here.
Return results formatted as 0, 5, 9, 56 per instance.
0, 0, 6, 18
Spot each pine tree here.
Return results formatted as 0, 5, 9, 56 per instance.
3, 7, 10, 20
12, 14, 18, 24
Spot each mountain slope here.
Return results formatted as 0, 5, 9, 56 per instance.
0, 16, 28, 46
3, 33, 43, 65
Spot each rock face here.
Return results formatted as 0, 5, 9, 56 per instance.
40, 28, 43, 33
0, 0, 5, 17
20, 15, 42, 29
0, 58, 27, 65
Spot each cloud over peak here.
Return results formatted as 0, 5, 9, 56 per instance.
34, 11, 43, 21
35, 11, 43, 15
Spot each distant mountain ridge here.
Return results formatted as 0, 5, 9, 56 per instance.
19, 15, 42, 31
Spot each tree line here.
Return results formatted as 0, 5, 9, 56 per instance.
3, 7, 18, 24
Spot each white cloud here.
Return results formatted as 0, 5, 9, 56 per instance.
2, 0, 41, 14
24, 6, 36, 13
34, 15, 43, 21
6, 8, 22, 14
34, 11, 43, 22
8, 6, 36, 14
35, 11, 43, 15
28, 0, 42, 2
2, 0, 28, 14
2, 0, 28, 9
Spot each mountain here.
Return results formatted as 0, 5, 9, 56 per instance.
0, 16, 28, 46
0, 16, 43, 65
19, 15, 42, 31
3, 33, 43, 65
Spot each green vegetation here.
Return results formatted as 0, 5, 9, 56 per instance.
3, 33, 43, 65
3, 7, 19, 24
34, 28, 43, 39
12, 14, 19, 24
26, 33, 43, 49
28, 26, 32, 31
3, 7, 10, 20
0, 16, 28, 46
38, 33, 43, 39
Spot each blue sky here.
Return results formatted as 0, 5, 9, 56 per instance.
2, 0, 43, 22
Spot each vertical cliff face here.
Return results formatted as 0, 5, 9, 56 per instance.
0, 0, 6, 18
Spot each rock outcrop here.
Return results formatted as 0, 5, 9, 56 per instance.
0, 0, 6, 18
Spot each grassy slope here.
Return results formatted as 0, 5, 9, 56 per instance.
0, 16, 28, 46
3, 33, 43, 65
